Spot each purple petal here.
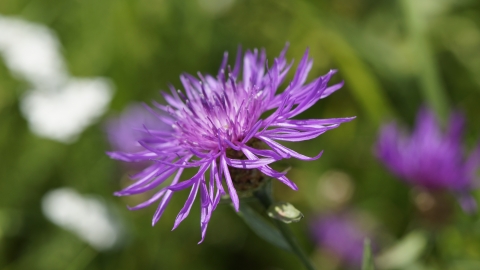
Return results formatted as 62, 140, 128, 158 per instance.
152, 190, 174, 226
168, 162, 210, 191
173, 181, 201, 230
289, 48, 313, 90
218, 51, 229, 78
151, 167, 184, 226
241, 147, 298, 190
259, 135, 323, 161
232, 45, 242, 78
273, 117, 356, 129
198, 182, 217, 244
241, 145, 283, 160
263, 130, 330, 142
128, 189, 167, 211
115, 167, 177, 196
320, 81, 344, 99
225, 156, 276, 169
107, 150, 156, 162
210, 160, 225, 194
220, 155, 240, 211
241, 120, 263, 144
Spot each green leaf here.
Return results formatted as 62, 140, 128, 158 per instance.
267, 202, 304, 224
238, 203, 291, 251
362, 238, 375, 270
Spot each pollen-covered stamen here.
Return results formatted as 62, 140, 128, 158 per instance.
225, 138, 268, 192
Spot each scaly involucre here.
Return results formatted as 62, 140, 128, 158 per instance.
108, 45, 354, 242
376, 108, 480, 212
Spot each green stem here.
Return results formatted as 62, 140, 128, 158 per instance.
401, 0, 449, 121
254, 185, 316, 270
273, 219, 316, 270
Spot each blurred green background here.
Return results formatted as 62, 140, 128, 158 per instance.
1, 0, 480, 269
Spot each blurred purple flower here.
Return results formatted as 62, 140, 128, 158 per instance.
106, 103, 170, 153
106, 103, 170, 172
107, 45, 354, 242
310, 213, 373, 267
376, 108, 480, 213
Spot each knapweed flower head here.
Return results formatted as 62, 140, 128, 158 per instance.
108, 44, 354, 242
310, 213, 375, 267
376, 108, 480, 213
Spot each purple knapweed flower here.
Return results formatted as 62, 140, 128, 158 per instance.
310, 213, 375, 267
376, 108, 480, 213
107, 45, 355, 242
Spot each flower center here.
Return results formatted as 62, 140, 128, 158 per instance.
225, 138, 267, 192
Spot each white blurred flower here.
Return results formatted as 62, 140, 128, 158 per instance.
21, 79, 112, 143
42, 188, 122, 251
0, 16, 67, 89
0, 15, 114, 143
